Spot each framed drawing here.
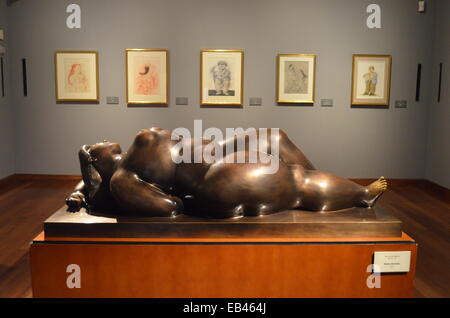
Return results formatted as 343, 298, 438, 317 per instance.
126, 49, 168, 105
200, 49, 243, 106
351, 54, 392, 106
277, 54, 316, 104
54, 51, 99, 102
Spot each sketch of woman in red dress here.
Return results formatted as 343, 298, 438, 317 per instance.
135, 63, 159, 95
67, 63, 89, 93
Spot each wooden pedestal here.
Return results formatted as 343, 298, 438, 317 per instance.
30, 232, 417, 298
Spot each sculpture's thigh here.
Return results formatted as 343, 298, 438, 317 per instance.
110, 168, 182, 217
222, 129, 315, 170
299, 170, 365, 211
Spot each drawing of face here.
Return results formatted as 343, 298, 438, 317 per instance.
218, 61, 228, 70
69, 64, 82, 77
369, 66, 375, 72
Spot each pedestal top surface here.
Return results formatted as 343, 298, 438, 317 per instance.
44, 206, 402, 238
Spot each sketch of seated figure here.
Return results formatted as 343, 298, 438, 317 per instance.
67, 64, 89, 93
284, 62, 308, 94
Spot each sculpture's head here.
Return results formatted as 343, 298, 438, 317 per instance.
78, 141, 122, 200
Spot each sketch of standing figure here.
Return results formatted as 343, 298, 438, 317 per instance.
135, 63, 159, 95
284, 61, 308, 94
210, 60, 231, 95
67, 63, 89, 93
363, 66, 378, 96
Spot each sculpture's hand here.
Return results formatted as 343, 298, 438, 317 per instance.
169, 195, 184, 216
65, 191, 86, 212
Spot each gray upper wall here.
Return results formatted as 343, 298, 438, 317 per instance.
4, 0, 439, 179
425, 0, 450, 188
0, 0, 15, 179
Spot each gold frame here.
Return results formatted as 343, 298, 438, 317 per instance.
200, 49, 244, 106
351, 54, 392, 106
276, 54, 316, 104
125, 48, 169, 105
54, 51, 99, 102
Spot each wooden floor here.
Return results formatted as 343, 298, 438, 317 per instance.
378, 181, 450, 297
0, 177, 448, 298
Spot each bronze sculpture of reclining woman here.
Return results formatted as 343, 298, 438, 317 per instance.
66, 127, 387, 218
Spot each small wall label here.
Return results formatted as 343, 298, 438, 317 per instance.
249, 97, 262, 106
320, 99, 333, 107
176, 97, 189, 105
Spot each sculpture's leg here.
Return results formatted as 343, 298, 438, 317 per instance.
294, 168, 387, 211
275, 129, 315, 169
221, 128, 315, 170
110, 169, 183, 217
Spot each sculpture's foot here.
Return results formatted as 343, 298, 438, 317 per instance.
363, 176, 388, 207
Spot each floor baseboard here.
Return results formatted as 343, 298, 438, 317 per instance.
0, 174, 81, 188
11, 174, 82, 182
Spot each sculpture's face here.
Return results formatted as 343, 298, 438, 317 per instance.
89, 141, 122, 178
89, 141, 122, 160
79, 141, 122, 200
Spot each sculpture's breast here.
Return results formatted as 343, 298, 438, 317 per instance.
120, 128, 177, 191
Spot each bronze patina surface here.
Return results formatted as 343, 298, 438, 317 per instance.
66, 127, 389, 219
45, 206, 402, 238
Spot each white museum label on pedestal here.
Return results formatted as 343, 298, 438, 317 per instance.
373, 251, 411, 273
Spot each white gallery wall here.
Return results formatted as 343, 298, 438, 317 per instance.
0, 0, 448, 187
